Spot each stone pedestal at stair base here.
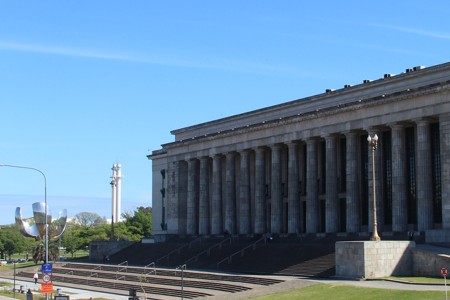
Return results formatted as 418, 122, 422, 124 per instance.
335, 241, 415, 279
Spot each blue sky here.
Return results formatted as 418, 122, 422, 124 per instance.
0, 1, 449, 225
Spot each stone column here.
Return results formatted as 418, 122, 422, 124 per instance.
254, 147, 266, 234
325, 135, 339, 233
346, 132, 360, 233
211, 154, 223, 234
199, 157, 210, 235
416, 119, 434, 231
440, 113, 450, 229
166, 160, 180, 234
391, 124, 407, 232
306, 139, 319, 233
271, 144, 283, 234
225, 152, 236, 234
187, 159, 199, 235
299, 143, 306, 233
239, 150, 251, 235
367, 129, 383, 233
287, 142, 300, 234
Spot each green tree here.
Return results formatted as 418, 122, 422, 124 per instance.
61, 225, 83, 258
77, 224, 109, 248
0, 226, 26, 259
123, 206, 152, 238
74, 212, 106, 227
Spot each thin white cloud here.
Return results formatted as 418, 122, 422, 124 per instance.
368, 24, 450, 41
0, 40, 301, 75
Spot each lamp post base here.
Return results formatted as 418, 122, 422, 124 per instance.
370, 234, 381, 241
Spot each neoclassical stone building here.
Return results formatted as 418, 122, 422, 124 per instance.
149, 62, 450, 238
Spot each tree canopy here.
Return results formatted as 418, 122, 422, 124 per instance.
0, 206, 152, 261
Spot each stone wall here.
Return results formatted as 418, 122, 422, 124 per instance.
412, 245, 450, 277
425, 229, 450, 243
335, 241, 414, 278
89, 240, 134, 262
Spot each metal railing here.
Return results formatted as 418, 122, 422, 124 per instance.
114, 275, 126, 288
156, 237, 203, 264
184, 237, 232, 265
87, 272, 98, 284
117, 261, 128, 273
61, 270, 73, 282
216, 236, 266, 268
144, 262, 156, 275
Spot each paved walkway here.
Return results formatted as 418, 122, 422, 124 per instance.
0, 276, 448, 300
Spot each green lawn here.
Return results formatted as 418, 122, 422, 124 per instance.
250, 283, 446, 300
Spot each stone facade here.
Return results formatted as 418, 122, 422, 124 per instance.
149, 62, 450, 238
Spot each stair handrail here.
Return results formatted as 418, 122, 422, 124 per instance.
118, 260, 128, 273
114, 275, 126, 288
184, 237, 232, 264
155, 237, 203, 264
144, 262, 156, 275
87, 271, 98, 284
89, 272, 98, 277
216, 236, 265, 268
188, 236, 203, 249
61, 270, 73, 282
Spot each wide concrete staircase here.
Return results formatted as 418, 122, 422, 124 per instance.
110, 234, 338, 277
15, 262, 284, 299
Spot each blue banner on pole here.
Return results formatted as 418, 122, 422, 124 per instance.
42, 263, 52, 273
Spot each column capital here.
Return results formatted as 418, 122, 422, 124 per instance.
414, 117, 435, 126
323, 134, 339, 141
306, 137, 320, 145
269, 143, 284, 150
365, 127, 384, 135
239, 148, 252, 156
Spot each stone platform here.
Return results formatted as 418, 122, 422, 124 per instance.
335, 241, 415, 279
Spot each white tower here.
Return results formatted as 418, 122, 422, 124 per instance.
110, 164, 123, 223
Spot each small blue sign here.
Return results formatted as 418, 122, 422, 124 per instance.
42, 263, 52, 273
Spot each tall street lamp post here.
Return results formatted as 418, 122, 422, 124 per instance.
367, 135, 381, 241
0, 164, 49, 289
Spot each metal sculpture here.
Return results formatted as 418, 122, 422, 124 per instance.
15, 202, 67, 241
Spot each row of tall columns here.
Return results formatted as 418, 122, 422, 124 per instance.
345, 132, 360, 232
199, 157, 210, 235
254, 148, 266, 234
240, 150, 251, 234
168, 117, 442, 235
211, 155, 222, 234
187, 159, 199, 234
271, 144, 283, 234
287, 142, 300, 233
416, 120, 433, 231
391, 124, 407, 232
306, 139, 318, 233
325, 135, 339, 233
440, 113, 450, 229
225, 152, 236, 234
